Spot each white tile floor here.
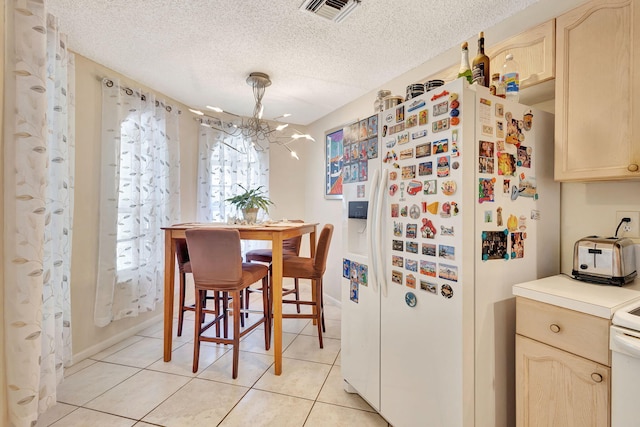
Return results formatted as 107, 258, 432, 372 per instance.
36, 288, 390, 427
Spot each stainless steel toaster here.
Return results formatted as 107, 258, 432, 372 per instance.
572, 236, 637, 286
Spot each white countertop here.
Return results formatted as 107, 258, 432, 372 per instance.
513, 274, 640, 319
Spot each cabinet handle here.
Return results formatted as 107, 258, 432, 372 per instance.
628, 164, 639, 172
591, 373, 603, 383
549, 324, 561, 333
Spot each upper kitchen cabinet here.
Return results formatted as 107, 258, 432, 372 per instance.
555, 0, 640, 181
427, 20, 556, 90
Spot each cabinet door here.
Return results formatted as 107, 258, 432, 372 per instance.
555, 0, 640, 181
516, 335, 610, 427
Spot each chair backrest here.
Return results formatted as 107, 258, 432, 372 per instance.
283, 219, 304, 255
185, 228, 243, 287
175, 238, 190, 266
313, 224, 334, 275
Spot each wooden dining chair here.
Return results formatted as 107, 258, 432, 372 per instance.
279, 224, 334, 348
244, 220, 304, 316
186, 228, 270, 377
176, 238, 241, 337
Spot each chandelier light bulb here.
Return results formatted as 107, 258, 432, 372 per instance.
188, 108, 204, 115
276, 124, 289, 131
206, 105, 224, 113
291, 151, 299, 160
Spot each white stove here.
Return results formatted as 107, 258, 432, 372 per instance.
611, 299, 640, 427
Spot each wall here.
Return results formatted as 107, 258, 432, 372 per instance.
70, 55, 200, 360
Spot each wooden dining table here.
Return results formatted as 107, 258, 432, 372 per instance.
161, 222, 318, 375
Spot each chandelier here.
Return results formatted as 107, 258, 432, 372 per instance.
189, 72, 314, 159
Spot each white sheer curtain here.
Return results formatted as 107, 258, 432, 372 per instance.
4, 3, 75, 426
95, 79, 180, 327
196, 127, 269, 223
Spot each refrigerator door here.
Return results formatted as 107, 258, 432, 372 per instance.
341, 115, 382, 410
378, 78, 475, 427
472, 88, 559, 426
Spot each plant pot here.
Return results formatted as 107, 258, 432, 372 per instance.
242, 208, 259, 224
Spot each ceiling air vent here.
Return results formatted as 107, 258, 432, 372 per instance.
299, 0, 361, 23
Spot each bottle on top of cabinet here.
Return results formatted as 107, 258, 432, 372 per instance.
457, 42, 473, 84
502, 53, 520, 102
472, 32, 491, 87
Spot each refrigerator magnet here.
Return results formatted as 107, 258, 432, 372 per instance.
419, 162, 433, 177
441, 284, 454, 299
392, 240, 404, 252
481, 231, 509, 261
517, 146, 532, 168
497, 207, 504, 226
418, 109, 428, 126
422, 243, 436, 257
441, 180, 457, 195
409, 204, 421, 219
396, 106, 405, 123
368, 115, 378, 136
391, 204, 399, 217
426, 201, 439, 215
391, 270, 403, 285
389, 171, 398, 180
400, 148, 414, 160
406, 114, 418, 128
450, 99, 460, 109
441, 202, 452, 218
406, 224, 417, 239
416, 143, 431, 158
343, 259, 351, 278
451, 161, 460, 170
530, 209, 541, 221
389, 184, 398, 196
350, 262, 359, 281
400, 205, 408, 217
406, 242, 419, 254
407, 181, 422, 196
405, 291, 417, 306
350, 280, 359, 303
495, 103, 504, 117
511, 232, 525, 259
407, 99, 426, 112
358, 264, 368, 286
432, 118, 450, 133
432, 139, 449, 155
421, 281, 438, 294
478, 178, 495, 203
399, 182, 406, 200
450, 117, 460, 126
451, 202, 459, 216
420, 260, 437, 277
393, 221, 403, 237
405, 260, 418, 273
401, 165, 416, 179
430, 90, 449, 101
439, 244, 455, 260
385, 138, 396, 148
441, 225, 454, 236
437, 156, 450, 177
421, 218, 437, 239
439, 264, 458, 282
392, 255, 404, 267
450, 108, 459, 117
397, 131, 410, 145
412, 130, 428, 140
367, 137, 378, 159
496, 121, 505, 138
523, 111, 534, 131
423, 179, 437, 195
518, 175, 537, 198
433, 100, 449, 116
507, 215, 518, 232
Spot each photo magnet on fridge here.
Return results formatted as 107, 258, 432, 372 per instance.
406, 242, 419, 254
421, 281, 438, 294
343, 259, 351, 278
510, 232, 525, 259
481, 230, 509, 261
392, 255, 404, 267
405, 259, 418, 273
422, 243, 436, 257
439, 264, 458, 282
350, 280, 359, 303
517, 145, 532, 168
420, 260, 436, 277
358, 263, 368, 286
478, 178, 495, 203
391, 270, 403, 285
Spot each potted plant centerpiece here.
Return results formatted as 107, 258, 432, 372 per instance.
225, 185, 274, 224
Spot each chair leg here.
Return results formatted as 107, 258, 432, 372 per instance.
177, 271, 187, 337
232, 290, 241, 379
192, 289, 203, 373
239, 292, 245, 328
261, 276, 270, 351
244, 288, 251, 319
314, 279, 323, 349
222, 292, 229, 339
320, 279, 326, 333
294, 278, 301, 313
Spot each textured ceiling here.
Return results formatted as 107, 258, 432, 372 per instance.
47, 0, 538, 125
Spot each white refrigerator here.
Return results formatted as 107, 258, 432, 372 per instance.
341, 78, 560, 427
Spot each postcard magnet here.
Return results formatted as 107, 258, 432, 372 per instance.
441, 225, 454, 236
441, 180, 457, 195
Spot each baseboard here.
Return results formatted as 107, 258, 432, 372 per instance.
70, 313, 164, 365
324, 292, 341, 308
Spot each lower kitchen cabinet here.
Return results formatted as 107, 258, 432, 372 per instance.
516, 334, 610, 427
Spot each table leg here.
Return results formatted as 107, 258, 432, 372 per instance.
164, 230, 176, 361
271, 233, 284, 375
